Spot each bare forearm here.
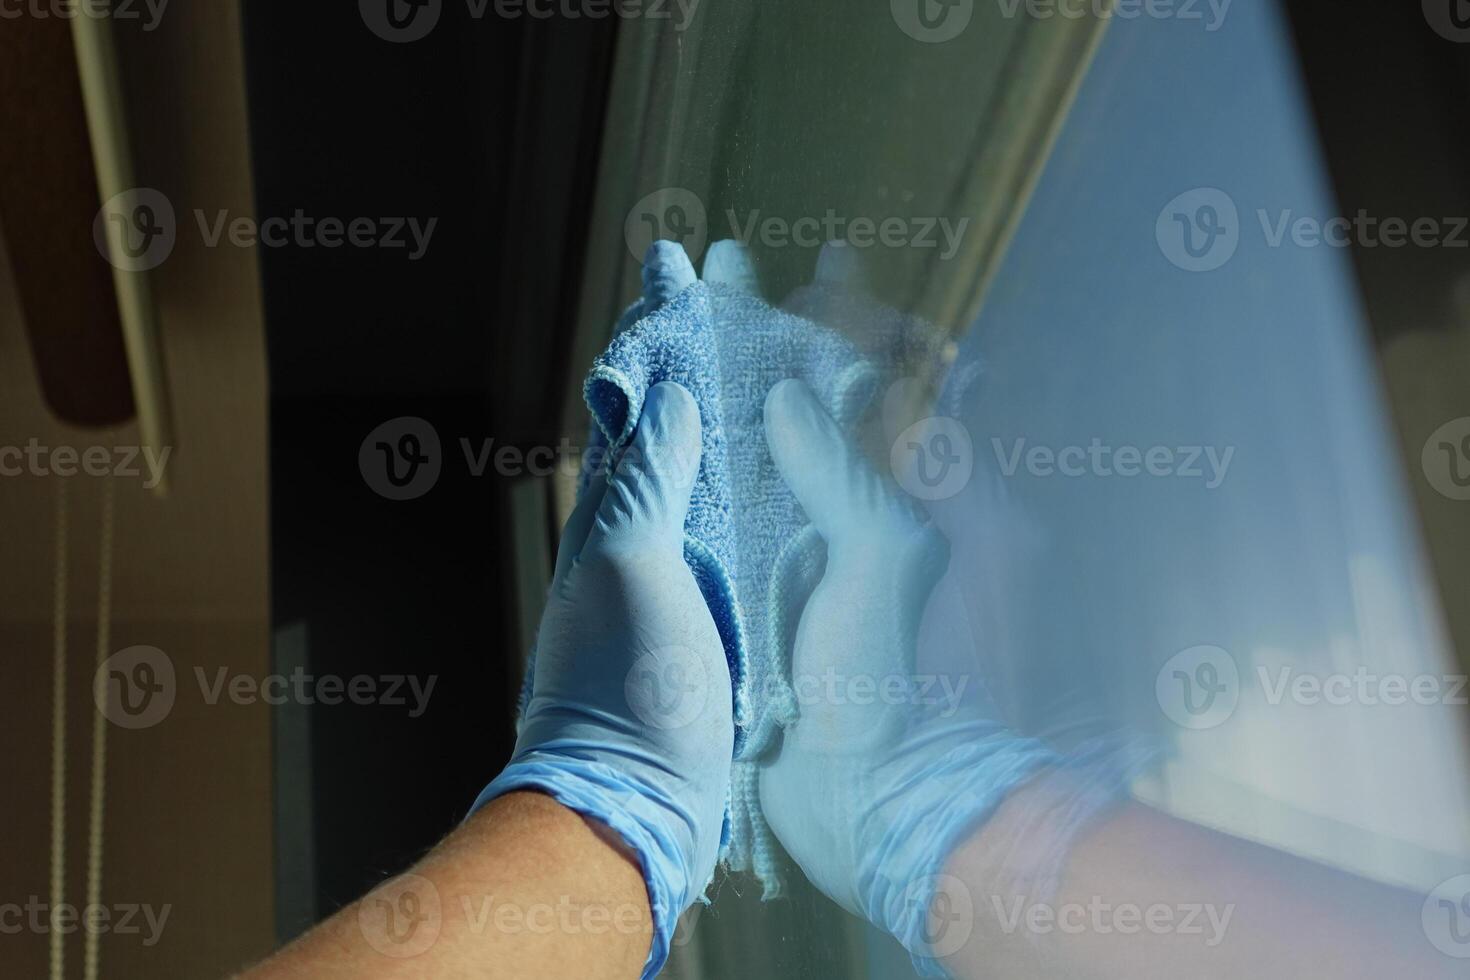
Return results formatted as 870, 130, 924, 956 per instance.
938, 789, 1452, 980
237, 792, 652, 980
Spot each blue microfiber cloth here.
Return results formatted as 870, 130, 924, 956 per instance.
519, 240, 879, 894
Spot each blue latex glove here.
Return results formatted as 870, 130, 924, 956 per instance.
758, 378, 1057, 973
471, 381, 733, 979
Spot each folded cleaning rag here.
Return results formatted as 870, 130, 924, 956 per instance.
519, 240, 879, 894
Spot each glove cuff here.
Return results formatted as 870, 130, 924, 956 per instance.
864, 732, 1057, 976
882, 736, 1146, 977
469, 757, 694, 980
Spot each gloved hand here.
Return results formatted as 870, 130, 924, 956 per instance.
758, 378, 1057, 973
471, 381, 733, 980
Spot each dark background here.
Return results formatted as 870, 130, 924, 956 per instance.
1281, 0, 1470, 726
240, 2, 615, 937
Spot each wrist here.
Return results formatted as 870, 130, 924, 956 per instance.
471, 755, 702, 980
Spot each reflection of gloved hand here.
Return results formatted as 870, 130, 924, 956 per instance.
471, 382, 733, 980
758, 378, 1055, 973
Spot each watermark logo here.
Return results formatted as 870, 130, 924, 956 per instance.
358, 424, 705, 499
1257, 665, 1468, 708
94, 187, 176, 272
459, 893, 653, 936
991, 895, 1234, 945
625, 187, 708, 266
1161, 187, 1470, 271
1423, 874, 1470, 958
892, 415, 974, 501
0, 0, 169, 30
1159, 648, 1465, 724
0, 440, 171, 487
1257, 210, 1469, 251
992, 438, 1234, 489
993, 0, 1231, 31
360, 417, 442, 501
359, 873, 442, 958
624, 191, 972, 265
194, 209, 436, 259
194, 666, 438, 716
671, 901, 703, 947
93, 646, 176, 730
360, 0, 442, 41
0, 898, 170, 946
790, 669, 971, 719
361, 0, 697, 41
96, 189, 437, 268
725, 210, 970, 259
624, 645, 708, 731
891, 0, 974, 43
1156, 188, 1239, 272
901, 873, 974, 958
633, 428, 700, 494
1422, 417, 1470, 501
95, 647, 438, 728
1156, 645, 1238, 729
1424, 0, 1470, 43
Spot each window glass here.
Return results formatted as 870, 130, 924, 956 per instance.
581, 2, 1470, 976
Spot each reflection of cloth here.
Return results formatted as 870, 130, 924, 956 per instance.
521, 241, 876, 893
782, 241, 951, 390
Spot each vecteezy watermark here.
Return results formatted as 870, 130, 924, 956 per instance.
357, 880, 672, 957
790, 669, 971, 719
625, 187, 709, 265
1256, 666, 1469, 708
1423, 874, 1470, 958
0, 440, 171, 488
1424, 0, 1470, 43
458, 894, 653, 937
892, 414, 975, 501
94, 188, 437, 271
0, 898, 170, 947
95, 188, 177, 272
192, 666, 437, 716
724, 210, 971, 261
360, 0, 699, 43
359, 417, 700, 501
891, 0, 974, 43
359, 874, 443, 958
1255, 210, 1470, 251
360, 417, 444, 501
1156, 645, 1240, 730
1422, 417, 1470, 501
1156, 645, 1469, 730
93, 646, 437, 729
622, 189, 972, 265
990, 896, 1235, 946
671, 901, 703, 947
193, 210, 436, 260
901, 874, 975, 959
625, 645, 710, 731
93, 646, 177, 730
1157, 187, 1470, 272
1155, 188, 1240, 272
993, 0, 1231, 31
359, 0, 442, 41
0, 0, 168, 30
992, 438, 1234, 489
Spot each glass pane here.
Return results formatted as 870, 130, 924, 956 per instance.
576, 1, 1470, 976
